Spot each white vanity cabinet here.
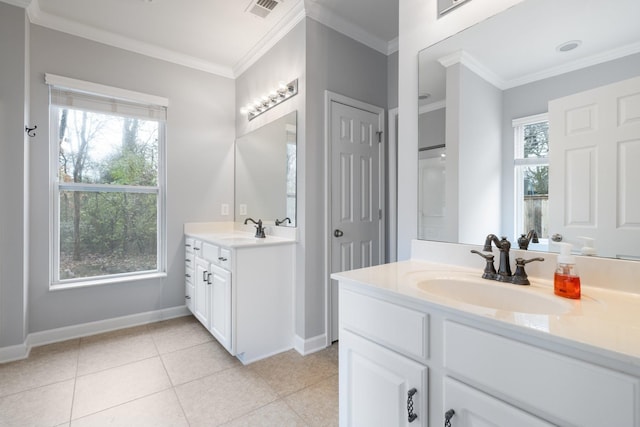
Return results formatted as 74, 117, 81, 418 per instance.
185, 234, 294, 364
337, 282, 640, 427
184, 237, 195, 312
339, 289, 429, 427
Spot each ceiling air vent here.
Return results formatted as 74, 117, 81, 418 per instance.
246, 0, 281, 18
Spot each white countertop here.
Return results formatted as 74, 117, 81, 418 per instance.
184, 221, 297, 248
185, 231, 296, 248
332, 259, 640, 367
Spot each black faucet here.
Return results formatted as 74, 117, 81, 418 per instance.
483, 234, 512, 282
517, 229, 539, 250
275, 217, 291, 226
472, 234, 545, 285
244, 218, 266, 238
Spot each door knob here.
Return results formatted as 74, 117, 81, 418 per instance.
333, 229, 344, 238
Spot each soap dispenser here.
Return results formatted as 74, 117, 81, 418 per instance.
554, 243, 581, 299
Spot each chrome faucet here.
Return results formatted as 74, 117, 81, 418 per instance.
244, 218, 266, 238
517, 229, 539, 250
483, 234, 512, 282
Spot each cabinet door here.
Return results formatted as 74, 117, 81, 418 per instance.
340, 329, 427, 427
443, 378, 554, 427
193, 256, 210, 328
209, 264, 232, 353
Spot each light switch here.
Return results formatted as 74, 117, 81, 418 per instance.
239, 204, 247, 215
221, 203, 229, 215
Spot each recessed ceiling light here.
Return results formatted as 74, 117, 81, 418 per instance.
556, 40, 582, 53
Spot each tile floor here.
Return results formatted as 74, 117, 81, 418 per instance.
0, 316, 339, 427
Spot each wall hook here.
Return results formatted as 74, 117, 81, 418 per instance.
25, 125, 37, 137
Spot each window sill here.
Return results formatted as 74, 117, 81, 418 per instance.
50, 271, 167, 291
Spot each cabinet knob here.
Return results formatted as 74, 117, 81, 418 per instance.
218, 257, 227, 262
207, 272, 212, 285
203, 271, 208, 281
185, 258, 191, 263
444, 409, 455, 427
185, 295, 191, 300
185, 273, 191, 278
407, 388, 418, 422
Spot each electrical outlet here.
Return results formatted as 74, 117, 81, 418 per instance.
221, 203, 229, 216
239, 204, 247, 215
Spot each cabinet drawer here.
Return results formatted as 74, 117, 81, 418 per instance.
202, 242, 232, 269
444, 378, 553, 427
218, 247, 231, 270
444, 321, 638, 427
340, 289, 429, 361
185, 237, 195, 254
185, 282, 194, 311
202, 242, 219, 262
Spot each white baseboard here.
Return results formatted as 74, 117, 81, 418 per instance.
293, 333, 328, 356
0, 305, 190, 363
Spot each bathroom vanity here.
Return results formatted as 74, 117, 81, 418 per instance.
185, 222, 296, 364
333, 240, 640, 427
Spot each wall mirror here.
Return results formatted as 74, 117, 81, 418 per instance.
418, 0, 640, 260
235, 111, 297, 226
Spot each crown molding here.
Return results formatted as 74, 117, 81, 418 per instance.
21, 0, 397, 79
0, 0, 31, 8
233, 1, 306, 78
305, 1, 389, 55
26, 0, 234, 78
438, 50, 506, 89
387, 37, 399, 55
503, 40, 640, 89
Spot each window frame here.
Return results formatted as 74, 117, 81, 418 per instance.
47, 75, 168, 289
512, 113, 549, 245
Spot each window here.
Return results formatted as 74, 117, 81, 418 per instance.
47, 74, 167, 287
513, 113, 549, 244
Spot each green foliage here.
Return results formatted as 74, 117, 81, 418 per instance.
57, 109, 160, 279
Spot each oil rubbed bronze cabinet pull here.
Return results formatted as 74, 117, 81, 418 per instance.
407, 388, 418, 422
444, 409, 455, 427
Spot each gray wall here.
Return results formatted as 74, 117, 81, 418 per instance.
0, 3, 29, 348
27, 25, 235, 332
419, 107, 446, 149
237, 18, 389, 340
305, 18, 388, 338
500, 53, 640, 238
235, 21, 307, 338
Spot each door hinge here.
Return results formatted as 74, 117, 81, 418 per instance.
376, 131, 383, 143
379, 209, 383, 220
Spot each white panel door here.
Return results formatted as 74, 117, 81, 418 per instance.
209, 264, 232, 353
549, 75, 640, 259
193, 256, 210, 328
340, 329, 427, 427
331, 101, 383, 341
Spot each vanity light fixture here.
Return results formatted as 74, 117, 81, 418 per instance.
240, 79, 298, 121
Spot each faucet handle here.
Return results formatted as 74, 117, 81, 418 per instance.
511, 257, 544, 285
471, 250, 497, 280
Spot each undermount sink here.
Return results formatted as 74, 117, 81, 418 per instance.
416, 275, 572, 315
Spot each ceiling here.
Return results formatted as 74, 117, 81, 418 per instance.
3, 0, 398, 78
418, 0, 640, 106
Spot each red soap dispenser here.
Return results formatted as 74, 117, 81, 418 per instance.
554, 243, 581, 299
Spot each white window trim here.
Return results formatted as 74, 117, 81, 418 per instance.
513, 113, 549, 244
48, 77, 167, 289
45, 73, 169, 107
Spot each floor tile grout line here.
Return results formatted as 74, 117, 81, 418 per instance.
68, 339, 82, 424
